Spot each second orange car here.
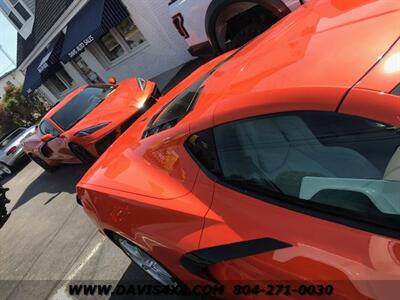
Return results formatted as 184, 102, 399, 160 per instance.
24, 77, 158, 170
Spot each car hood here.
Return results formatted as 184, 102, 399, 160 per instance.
69, 78, 154, 133
200, 0, 400, 109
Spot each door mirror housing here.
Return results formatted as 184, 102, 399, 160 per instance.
108, 76, 117, 85
41, 133, 54, 143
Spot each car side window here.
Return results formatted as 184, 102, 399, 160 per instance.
185, 129, 220, 176
39, 120, 59, 137
188, 111, 400, 231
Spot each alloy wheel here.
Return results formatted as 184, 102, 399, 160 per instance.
117, 236, 178, 286
0, 163, 12, 175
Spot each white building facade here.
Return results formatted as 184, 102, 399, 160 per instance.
15, 0, 192, 104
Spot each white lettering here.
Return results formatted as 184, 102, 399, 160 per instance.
68, 35, 95, 59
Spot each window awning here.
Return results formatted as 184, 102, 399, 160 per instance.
22, 56, 43, 97
22, 34, 65, 97
60, 0, 129, 63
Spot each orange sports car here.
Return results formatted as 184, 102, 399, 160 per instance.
23, 77, 158, 170
77, 0, 400, 298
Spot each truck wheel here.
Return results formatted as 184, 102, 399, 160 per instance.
228, 22, 266, 50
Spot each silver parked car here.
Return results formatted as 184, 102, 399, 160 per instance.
0, 126, 36, 176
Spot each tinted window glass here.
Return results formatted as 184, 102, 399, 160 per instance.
51, 86, 116, 130
39, 121, 59, 136
143, 48, 244, 139
0, 128, 25, 148
143, 81, 205, 138
213, 112, 400, 220
154, 88, 202, 127
186, 130, 220, 176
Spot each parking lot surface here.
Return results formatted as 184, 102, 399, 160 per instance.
0, 161, 153, 299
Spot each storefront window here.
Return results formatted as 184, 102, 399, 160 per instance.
116, 17, 145, 49
57, 69, 74, 86
72, 56, 103, 84
44, 68, 75, 98
46, 75, 68, 95
95, 17, 146, 64
98, 32, 125, 61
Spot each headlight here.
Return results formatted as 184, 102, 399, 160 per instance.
74, 122, 110, 137
136, 77, 147, 91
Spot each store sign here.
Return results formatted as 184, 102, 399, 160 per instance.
37, 52, 52, 73
68, 35, 95, 59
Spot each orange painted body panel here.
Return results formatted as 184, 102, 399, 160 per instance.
77, 1, 400, 298
23, 78, 156, 166
339, 88, 400, 127
201, 183, 400, 299
356, 38, 400, 93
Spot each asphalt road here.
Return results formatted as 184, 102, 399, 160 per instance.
0, 161, 156, 300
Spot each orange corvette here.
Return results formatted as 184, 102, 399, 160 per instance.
77, 1, 400, 298
23, 77, 158, 170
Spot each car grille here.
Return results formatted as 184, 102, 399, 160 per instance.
95, 131, 117, 156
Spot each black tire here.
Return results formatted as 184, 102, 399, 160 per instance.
28, 154, 54, 172
69, 143, 96, 165
0, 162, 12, 177
227, 22, 268, 50
205, 0, 290, 53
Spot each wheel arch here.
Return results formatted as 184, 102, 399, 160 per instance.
205, 0, 291, 52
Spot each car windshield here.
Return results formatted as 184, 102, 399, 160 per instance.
0, 128, 25, 149
51, 86, 116, 130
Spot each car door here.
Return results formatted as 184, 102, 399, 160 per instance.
184, 111, 400, 299
38, 120, 76, 163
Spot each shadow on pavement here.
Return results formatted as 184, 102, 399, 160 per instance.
11, 163, 88, 212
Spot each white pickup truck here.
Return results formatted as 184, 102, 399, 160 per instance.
169, 0, 305, 56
